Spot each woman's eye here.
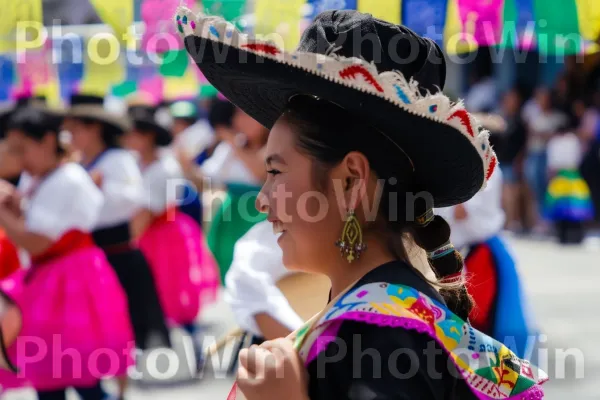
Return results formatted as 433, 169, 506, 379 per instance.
266, 169, 281, 176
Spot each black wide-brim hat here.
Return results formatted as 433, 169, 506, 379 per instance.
128, 105, 174, 147
68, 94, 131, 134
176, 8, 497, 207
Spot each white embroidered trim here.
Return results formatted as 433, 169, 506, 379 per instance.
174, 7, 497, 191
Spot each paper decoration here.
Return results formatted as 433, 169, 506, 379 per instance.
78, 40, 125, 96
0, 56, 15, 101
0, 0, 44, 53
457, 0, 504, 46
163, 65, 198, 100
402, 0, 447, 43
89, 0, 134, 44
139, 74, 164, 104
358, 0, 401, 24
142, 0, 195, 54
254, 0, 306, 50
576, 0, 600, 42
13, 43, 51, 99
159, 49, 189, 77
306, 0, 357, 21
534, 0, 581, 55
500, 0, 536, 49
203, 0, 249, 29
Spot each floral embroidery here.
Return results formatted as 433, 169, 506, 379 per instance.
296, 282, 548, 400
394, 84, 412, 104
241, 43, 280, 55
447, 109, 475, 137
339, 65, 384, 93
209, 25, 220, 38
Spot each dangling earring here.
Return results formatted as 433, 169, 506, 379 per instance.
335, 209, 366, 263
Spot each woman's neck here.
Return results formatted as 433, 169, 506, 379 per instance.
327, 235, 395, 299
82, 143, 107, 166
36, 158, 62, 179
139, 148, 158, 168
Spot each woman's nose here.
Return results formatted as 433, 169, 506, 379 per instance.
255, 188, 269, 214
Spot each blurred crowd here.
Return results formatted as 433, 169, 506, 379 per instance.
466, 56, 600, 240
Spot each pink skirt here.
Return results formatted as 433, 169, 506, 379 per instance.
0, 247, 134, 391
138, 212, 220, 327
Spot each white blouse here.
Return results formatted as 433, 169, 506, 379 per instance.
435, 168, 506, 249
141, 155, 185, 213
200, 142, 261, 186
547, 133, 583, 171
19, 163, 103, 240
224, 220, 304, 337
88, 149, 145, 229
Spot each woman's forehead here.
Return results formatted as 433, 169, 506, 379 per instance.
267, 117, 296, 153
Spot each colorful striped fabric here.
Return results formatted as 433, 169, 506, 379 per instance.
545, 169, 595, 222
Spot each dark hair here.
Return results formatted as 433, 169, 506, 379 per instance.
7, 107, 65, 155
208, 99, 235, 129
76, 117, 121, 149
281, 95, 472, 320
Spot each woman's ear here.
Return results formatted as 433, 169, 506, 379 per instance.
341, 151, 370, 209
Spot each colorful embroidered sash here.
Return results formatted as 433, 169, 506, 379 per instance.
293, 282, 548, 400
228, 281, 547, 400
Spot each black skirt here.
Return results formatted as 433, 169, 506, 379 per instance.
93, 223, 171, 350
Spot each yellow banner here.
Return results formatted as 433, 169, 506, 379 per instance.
0, 0, 44, 53
89, 0, 134, 44
444, 0, 478, 55
357, 0, 401, 24
576, 0, 600, 42
254, 0, 305, 51
79, 39, 125, 97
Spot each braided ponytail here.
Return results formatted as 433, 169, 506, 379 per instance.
411, 215, 473, 321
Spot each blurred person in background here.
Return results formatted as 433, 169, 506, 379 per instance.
196, 99, 268, 283
123, 103, 220, 371
168, 100, 213, 225
0, 107, 133, 399
0, 105, 23, 280
436, 168, 538, 359
66, 94, 171, 396
494, 88, 527, 232
545, 122, 594, 244
522, 87, 568, 233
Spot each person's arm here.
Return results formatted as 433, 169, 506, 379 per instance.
0, 207, 52, 256
94, 153, 144, 219
130, 209, 154, 240
224, 226, 303, 338
254, 312, 293, 340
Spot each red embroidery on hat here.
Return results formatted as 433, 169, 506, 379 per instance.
486, 155, 497, 181
241, 43, 280, 55
447, 110, 475, 137
339, 66, 384, 93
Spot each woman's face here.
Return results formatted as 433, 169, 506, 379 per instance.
123, 129, 153, 154
256, 118, 347, 272
5, 130, 55, 176
67, 118, 102, 154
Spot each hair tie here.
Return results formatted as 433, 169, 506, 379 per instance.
440, 271, 463, 283
415, 208, 434, 227
426, 241, 455, 260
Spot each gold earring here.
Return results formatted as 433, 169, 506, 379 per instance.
335, 209, 366, 263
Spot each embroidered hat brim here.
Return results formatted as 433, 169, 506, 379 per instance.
176, 8, 497, 207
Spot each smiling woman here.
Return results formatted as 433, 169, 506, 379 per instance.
178, 5, 547, 400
